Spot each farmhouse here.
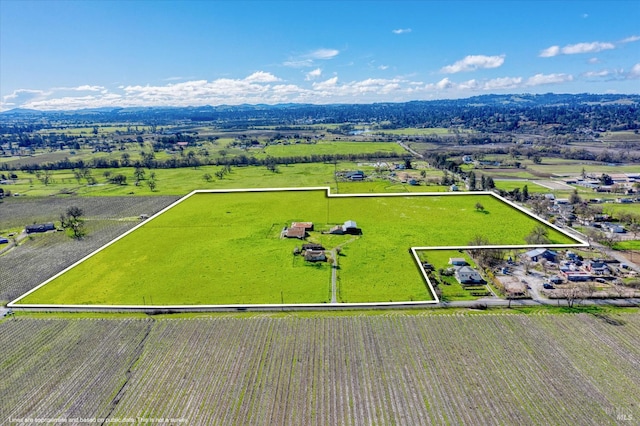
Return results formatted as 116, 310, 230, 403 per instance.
292, 222, 314, 231
284, 221, 314, 239
304, 250, 327, 262
454, 266, 485, 285
284, 227, 307, 239
25, 223, 56, 234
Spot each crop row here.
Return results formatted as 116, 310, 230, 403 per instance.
0, 195, 180, 229
2, 313, 637, 424
0, 318, 152, 421
0, 220, 136, 301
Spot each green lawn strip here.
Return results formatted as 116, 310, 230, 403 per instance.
613, 240, 640, 251
493, 180, 551, 193
16, 190, 578, 306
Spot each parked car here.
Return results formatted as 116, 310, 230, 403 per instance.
543, 283, 555, 289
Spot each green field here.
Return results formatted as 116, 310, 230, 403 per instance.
259, 140, 405, 157
15, 189, 579, 306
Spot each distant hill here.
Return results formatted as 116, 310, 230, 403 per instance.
1, 93, 638, 132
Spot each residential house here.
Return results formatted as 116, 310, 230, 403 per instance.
25, 222, 56, 234
454, 266, 486, 285
285, 227, 307, 239
587, 260, 609, 275
449, 258, 468, 266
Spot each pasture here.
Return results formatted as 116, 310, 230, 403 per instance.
14, 189, 579, 307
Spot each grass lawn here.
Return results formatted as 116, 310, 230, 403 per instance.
613, 240, 640, 251
493, 180, 550, 193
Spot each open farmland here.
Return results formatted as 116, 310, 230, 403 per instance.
13, 189, 580, 307
1, 312, 639, 424
258, 140, 405, 158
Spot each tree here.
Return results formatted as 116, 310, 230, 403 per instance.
525, 225, 551, 245
522, 185, 529, 201
468, 171, 476, 190
109, 174, 127, 185
203, 173, 213, 182
560, 284, 584, 308
467, 235, 504, 268
147, 178, 157, 191
60, 206, 86, 239
134, 167, 145, 182
485, 176, 495, 189
569, 190, 582, 205
121, 152, 131, 167
475, 202, 485, 212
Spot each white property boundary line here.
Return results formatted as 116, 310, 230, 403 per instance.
8, 187, 588, 311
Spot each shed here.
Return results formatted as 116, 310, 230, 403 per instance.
302, 243, 325, 251
25, 222, 56, 234
342, 220, 362, 235
329, 225, 344, 235
304, 250, 327, 262
525, 248, 557, 262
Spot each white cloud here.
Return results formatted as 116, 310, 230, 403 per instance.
73, 85, 105, 92
629, 64, 640, 79
539, 45, 561, 58
583, 70, 611, 78
244, 71, 281, 83
526, 73, 573, 86
588, 57, 601, 64
541, 40, 616, 57
307, 48, 339, 60
392, 28, 412, 34
620, 35, 640, 44
378, 65, 389, 70
283, 59, 314, 68
284, 48, 339, 68
440, 55, 505, 73
482, 76, 523, 90
562, 42, 615, 55
1, 69, 590, 111
312, 76, 339, 91
305, 68, 322, 80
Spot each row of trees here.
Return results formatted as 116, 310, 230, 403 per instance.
4, 150, 406, 173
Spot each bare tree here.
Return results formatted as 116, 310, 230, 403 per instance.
560, 284, 584, 308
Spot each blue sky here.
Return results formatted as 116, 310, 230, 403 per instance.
1, 0, 639, 110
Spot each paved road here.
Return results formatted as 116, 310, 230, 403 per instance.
397, 141, 424, 158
